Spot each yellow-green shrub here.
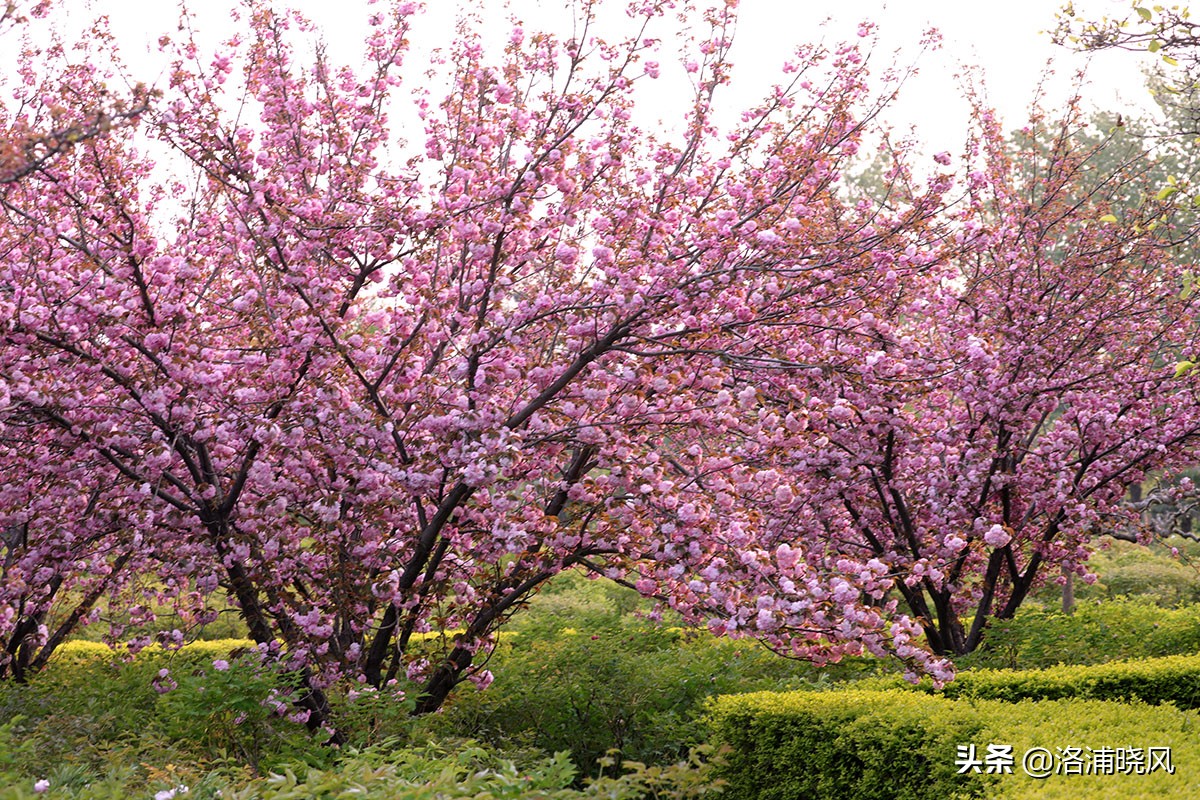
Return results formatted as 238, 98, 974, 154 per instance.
706, 690, 1200, 800
947, 654, 1200, 707
705, 690, 994, 800
864, 653, 1200, 709
976, 697, 1200, 799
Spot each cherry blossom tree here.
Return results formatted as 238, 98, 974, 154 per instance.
3, 0, 1199, 734
0, 1, 48, 33
0, 0, 946, 723
633, 100, 1200, 666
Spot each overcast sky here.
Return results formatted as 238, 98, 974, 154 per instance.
37, 0, 1163, 154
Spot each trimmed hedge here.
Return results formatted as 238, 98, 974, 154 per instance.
938, 654, 1200, 708
860, 653, 1200, 709
990, 698, 1200, 799
705, 690, 994, 800
962, 598, 1200, 670
707, 690, 1200, 800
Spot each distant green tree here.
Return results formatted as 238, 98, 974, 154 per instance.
1053, 2, 1200, 79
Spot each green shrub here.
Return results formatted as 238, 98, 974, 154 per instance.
964, 598, 1200, 670
14, 640, 261, 751
326, 681, 419, 750
706, 690, 1200, 800
152, 650, 317, 773
506, 569, 654, 639
0, 639, 318, 790
0, 715, 35, 790
706, 689, 993, 800
425, 569, 896, 777
886, 653, 1200, 709
431, 625, 884, 777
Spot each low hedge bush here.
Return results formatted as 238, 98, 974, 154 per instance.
963, 598, 1200, 669
706, 689, 992, 800
940, 654, 1200, 708
987, 698, 1200, 799
862, 652, 1200, 709
707, 690, 1200, 799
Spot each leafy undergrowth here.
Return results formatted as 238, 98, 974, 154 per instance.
0, 575, 871, 795
0, 648, 725, 799
0, 727, 724, 800
5, 572, 1200, 797
961, 596, 1200, 670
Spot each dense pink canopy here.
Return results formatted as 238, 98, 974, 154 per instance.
2, 0, 1197, 728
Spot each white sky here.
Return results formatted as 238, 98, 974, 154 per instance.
33, 0, 1164, 155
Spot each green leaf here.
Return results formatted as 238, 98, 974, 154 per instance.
1175, 361, 1196, 378
1157, 185, 1179, 200
1164, 54, 1180, 65
1149, 39, 1163, 52
1099, 214, 1119, 223
1137, 6, 1153, 20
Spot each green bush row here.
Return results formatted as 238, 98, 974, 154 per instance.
706, 690, 1200, 800
862, 652, 1200, 710
963, 597, 1200, 670
948, 653, 1200, 708
705, 689, 990, 800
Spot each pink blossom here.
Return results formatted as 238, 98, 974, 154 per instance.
983, 525, 1011, 548
943, 536, 968, 553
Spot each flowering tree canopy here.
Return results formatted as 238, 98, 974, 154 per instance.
2, 0, 1198, 731
634, 105, 1200, 667
0, 2, 153, 184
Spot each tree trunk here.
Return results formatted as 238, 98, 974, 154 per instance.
1062, 572, 1075, 615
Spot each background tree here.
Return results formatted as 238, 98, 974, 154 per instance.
632, 98, 1200, 667
1054, 3, 1200, 544
1053, 3, 1200, 188
1054, 2, 1200, 87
